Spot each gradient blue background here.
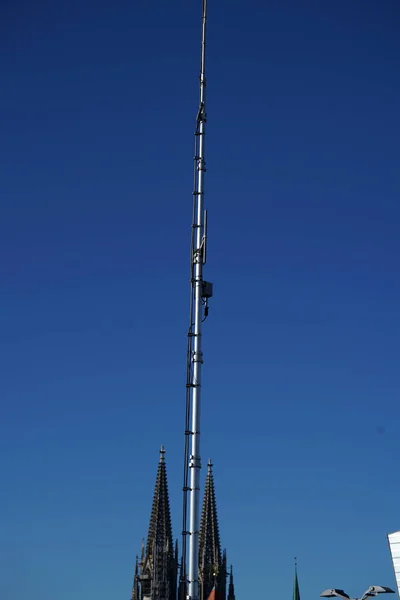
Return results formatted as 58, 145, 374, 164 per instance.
1, 0, 400, 599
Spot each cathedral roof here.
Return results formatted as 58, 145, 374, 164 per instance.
206, 586, 225, 600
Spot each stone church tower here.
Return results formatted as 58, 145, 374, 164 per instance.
131, 448, 178, 600
131, 452, 235, 600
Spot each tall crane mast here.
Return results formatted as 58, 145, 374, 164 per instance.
181, 2, 212, 600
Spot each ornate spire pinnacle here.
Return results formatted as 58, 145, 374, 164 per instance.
160, 445, 166, 462
145, 447, 173, 560
141, 538, 145, 562
132, 556, 140, 600
199, 461, 226, 600
227, 566, 235, 600
199, 459, 221, 571
140, 448, 177, 600
293, 559, 300, 600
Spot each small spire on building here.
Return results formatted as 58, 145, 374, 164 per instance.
227, 565, 235, 600
293, 558, 300, 600
140, 538, 145, 562
131, 556, 140, 600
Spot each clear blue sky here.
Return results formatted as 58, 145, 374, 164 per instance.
1, 0, 399, 599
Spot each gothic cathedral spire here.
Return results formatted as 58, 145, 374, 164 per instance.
131, 453, 236, 600
132, 447, 177, 600
199, 460, 226, 600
